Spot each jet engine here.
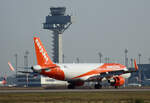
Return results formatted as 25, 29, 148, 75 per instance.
108, 76, 125, 86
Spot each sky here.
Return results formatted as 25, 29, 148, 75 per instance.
0, 0, 150, 75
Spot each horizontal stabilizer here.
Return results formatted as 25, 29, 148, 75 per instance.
18, 71, 32, 73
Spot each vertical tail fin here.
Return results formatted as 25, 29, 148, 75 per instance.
34, 37, 54, 66
8, 62, 15, 71
134, 59, 138, 71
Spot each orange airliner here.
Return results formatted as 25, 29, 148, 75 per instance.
8, 37, 138, 89
0, 75, 7, 85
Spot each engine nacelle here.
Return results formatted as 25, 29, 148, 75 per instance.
109, 76, 125, 86
121, 73, 131, 79
32, 65, 42, 73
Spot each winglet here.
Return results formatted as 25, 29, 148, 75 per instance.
8, 62, 15, 71
134, 59, 138, 71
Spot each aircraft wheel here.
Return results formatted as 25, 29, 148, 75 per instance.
68, 84, 75, 89
115, 86, 118, 89
94, 84, 102, 89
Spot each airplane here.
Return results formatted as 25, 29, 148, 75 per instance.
8, 37, 138, 89
0, 74, 7, 85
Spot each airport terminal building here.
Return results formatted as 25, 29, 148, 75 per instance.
128, 64, 150, 86
16, 75, 68, 87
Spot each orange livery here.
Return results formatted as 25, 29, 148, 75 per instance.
8, 36, 138, 89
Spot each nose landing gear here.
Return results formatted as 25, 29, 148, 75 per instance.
94, 83, 102, 89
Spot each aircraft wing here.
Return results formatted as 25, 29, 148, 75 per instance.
88, 69, 133, 80
88, 59, 138, 81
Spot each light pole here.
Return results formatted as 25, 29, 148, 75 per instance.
76, 57, 80, 63
130, 58, 133, 68
138, 53, 141, 64
24, 51, 29, 87
14, 53, 18, 85
138, 53, 142, 85
124, 49, 129, 87
98, 52, 103, 63
124, 49, 128, 67
14, 54, 18, 77
62, 54, 65, 63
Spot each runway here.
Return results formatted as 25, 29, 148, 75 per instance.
0, 88, 150, 93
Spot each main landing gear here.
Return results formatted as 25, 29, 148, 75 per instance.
115, 86, 119, 89
67, 83, 75, 89
94, 83, 102, 89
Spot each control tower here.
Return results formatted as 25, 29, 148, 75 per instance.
43, 7, 72, 63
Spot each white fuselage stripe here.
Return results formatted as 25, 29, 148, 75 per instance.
57, 63, 104, 81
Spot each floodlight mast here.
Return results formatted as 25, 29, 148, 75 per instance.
43, 7, 72, 63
